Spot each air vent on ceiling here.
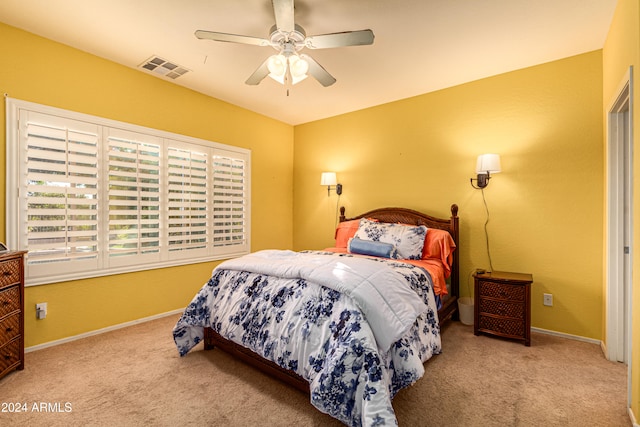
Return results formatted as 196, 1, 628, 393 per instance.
139, 56, 190, 79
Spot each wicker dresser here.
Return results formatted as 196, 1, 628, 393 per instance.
473, 271, 533, 346
0, 251, 27, 379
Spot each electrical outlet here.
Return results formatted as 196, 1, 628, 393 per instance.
36, 302, 47, 320
543, 293, 553, 307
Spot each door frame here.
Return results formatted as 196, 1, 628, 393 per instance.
605, 66, 633, 405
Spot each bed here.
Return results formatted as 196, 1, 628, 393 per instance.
173, 204, 459, 426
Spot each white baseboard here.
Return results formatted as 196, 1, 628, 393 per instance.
25, 308, 185, 353
530, 326, 602, 346
629, 406, 639, 427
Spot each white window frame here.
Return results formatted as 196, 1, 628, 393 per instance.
6, 98, 251, 286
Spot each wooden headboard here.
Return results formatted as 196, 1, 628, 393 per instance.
339, 204, 460, 323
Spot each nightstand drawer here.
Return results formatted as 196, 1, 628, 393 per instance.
478, 280, 525, 301
0, 313, 20, 342
479, 298, 524, 319
0, 286, 20, 318
478, 316, 524, 337
0, 338, 20, 375
0, 259, 21, 289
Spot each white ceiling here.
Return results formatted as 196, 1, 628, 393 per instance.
0, 0, 617, 125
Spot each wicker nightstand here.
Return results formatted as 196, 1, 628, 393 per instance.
473, 271, 533, 346
0, 251, 27, 380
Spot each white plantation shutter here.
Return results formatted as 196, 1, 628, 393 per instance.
167, 144, 209, 257
212, 153, 249, 255
7, 98, 251, 286
106, 130, 161, 266
22, 112, 100, 278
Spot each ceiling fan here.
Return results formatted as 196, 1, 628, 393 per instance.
195, 0, 374, 87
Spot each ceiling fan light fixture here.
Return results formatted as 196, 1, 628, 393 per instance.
267, 54, 286, 75
290, 72, 308, 85
267, 54, 287, 83
289, 55, 308, 76
268, 72, 286, 84
289, 55, 309, 84
267, 53, 309, 85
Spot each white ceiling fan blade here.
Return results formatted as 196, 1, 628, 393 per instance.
245, 58, 271, 85
195, 30, 270, 47
272, 0, 294, 33
305, 29, 375, 49
300, 54, 336, 87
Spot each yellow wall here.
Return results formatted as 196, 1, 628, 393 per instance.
294, 51, 604, 340
603, 0, 640, 419
0, 22, 294, 347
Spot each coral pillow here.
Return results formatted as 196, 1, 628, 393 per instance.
422, 228, 456, 275
334, 220, 360, 248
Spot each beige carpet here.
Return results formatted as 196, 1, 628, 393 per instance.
0, 314, 629, 426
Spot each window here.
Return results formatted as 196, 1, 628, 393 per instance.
6, 98, 251, 286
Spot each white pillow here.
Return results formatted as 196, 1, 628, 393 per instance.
353, 218, 427, 260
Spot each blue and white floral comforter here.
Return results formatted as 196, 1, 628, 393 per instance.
173, 250, 442, 427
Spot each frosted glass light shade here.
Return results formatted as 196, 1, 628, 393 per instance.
320, 172, 337, 186
267, 54, 286, 84
267, 54, 308, 85
475, 154, 501, 174
289, 55, 309, 85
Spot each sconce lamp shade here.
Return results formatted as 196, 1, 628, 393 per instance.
470, 154, 501, 189
476, 154, 501, 174
320, 172, 342, 196
320, 172, 338, 186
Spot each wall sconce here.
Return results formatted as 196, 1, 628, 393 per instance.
320, 172, 343, 196
470, 154, 501, 189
